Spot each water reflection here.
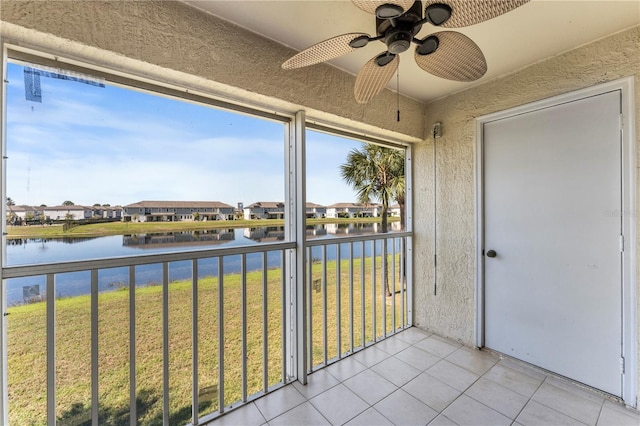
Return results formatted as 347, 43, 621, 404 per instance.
5, 222, 402, 266
7, 222, 400, 254
243, 227, 285, 242
7, 236, 99, 246
123, 229, 235, 249
4, 222, 403, 305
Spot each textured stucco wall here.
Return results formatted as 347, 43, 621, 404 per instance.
0, 0, 425, 142
413, 26, 640, 405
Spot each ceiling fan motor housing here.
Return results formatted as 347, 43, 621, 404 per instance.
376, 1, 423, 54
385, 29, 412, 54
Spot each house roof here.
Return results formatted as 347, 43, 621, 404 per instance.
124, 200, 234, 209
44, 205, 92, 211
7, 205, 38, 212
327, 203, 379, 208
306, 202, 325, 208
246, 201, 285, 209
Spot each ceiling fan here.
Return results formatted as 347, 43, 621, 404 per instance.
282, 0, 529, 104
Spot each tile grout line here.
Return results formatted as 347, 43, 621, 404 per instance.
340, 335, 443, 425
461, 373, 531, 422
418, 352, 488, 421
527, 376, 597, 426
508, 370, 548, 424
260, 386, 308, 424
400, 338, 472, 421
594, 397, 606, 426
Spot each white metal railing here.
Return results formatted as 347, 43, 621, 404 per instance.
3, 232, 412, 425
305, 232, 412, 372
3, 243, 295, 426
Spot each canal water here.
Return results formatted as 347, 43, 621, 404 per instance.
5, 223, 402, 305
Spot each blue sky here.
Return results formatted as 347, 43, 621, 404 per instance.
6, 62, 363, 207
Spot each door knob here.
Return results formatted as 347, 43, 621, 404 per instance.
486, 250, 497, 258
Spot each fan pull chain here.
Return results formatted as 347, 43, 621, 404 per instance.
396, 70, 400, 122
433, 124, 438, 296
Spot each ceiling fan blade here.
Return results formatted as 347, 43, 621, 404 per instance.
414, 31, 487, 82
424, 0, 529, 28
354, 52, 399, 104
282, 33, 370, 70
352, 0, 415, 16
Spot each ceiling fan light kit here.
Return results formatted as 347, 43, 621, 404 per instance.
375, 4, 406, 19
425, 3, 452, 26
282, 0, 530, 104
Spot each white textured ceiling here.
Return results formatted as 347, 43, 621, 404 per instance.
184, 0, 640, 103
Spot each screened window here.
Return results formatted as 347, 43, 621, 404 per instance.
305, 129, 406, 238
5, 60, 287, 268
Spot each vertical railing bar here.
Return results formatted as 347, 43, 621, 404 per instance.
218, 257, 225, 413
360, 241, 365, 348
241, 254, 247, 402
306, 247, 312, 371
91, 269, 99, 426
162, 262, 170, 426
407, 236, 413, 327
129, 266, 136, 426
336, 244, 341, 359
281, 249, 287, 384
392, 237, 397, 333
262, 251, 268, 393
400, 238, 406, 328
322, 245, 327, 366
349, 242, 354, 354
191, 259, 199, 425
371, 240, 377, 343
382, 238, 387, 339
46, 273, 55, 426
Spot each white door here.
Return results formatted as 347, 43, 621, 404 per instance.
483, 90, 622, 396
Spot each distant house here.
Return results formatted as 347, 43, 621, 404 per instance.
306, 202, 326, 219
6, 205, 43, 223
43, 205, 93, 221
325, 203, 379, 218
243, 202, 285, 220
122, 201, 235, 222
389, 204, 401, 217
98, 206, 122, 220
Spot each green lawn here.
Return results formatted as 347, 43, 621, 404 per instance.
7, 255, 406, 425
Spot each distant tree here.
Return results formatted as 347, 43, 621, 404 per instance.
394, 178, 406, 231
102, 203, 111, 207
193, 212, 200, 221
62, 201, 75, 206
93, 203, 101, 207
340, 143, 405, 233
6, 197, 15, 206
6, 212, 17, 226
40, 204, 47, 207
341, 143, 405, 296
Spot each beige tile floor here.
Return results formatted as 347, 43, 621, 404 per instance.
207, 327, 640, 426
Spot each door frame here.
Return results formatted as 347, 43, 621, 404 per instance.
474, 77, 637, 406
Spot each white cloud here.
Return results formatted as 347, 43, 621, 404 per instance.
5, 62, 367, 208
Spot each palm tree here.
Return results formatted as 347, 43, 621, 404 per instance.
341, 143, 405, 296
